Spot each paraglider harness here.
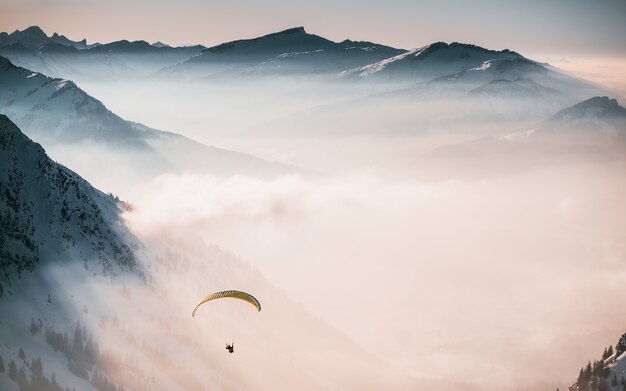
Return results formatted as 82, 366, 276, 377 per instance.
226, 343, 234, 353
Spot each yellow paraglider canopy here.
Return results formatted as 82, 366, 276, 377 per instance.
192, 290, 261, 317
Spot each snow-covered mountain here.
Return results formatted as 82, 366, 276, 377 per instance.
0, 26, 607, 110
0, 115, 147, 391
0, 55, 301, 193
570, 332, 626, 391
0, 114, 142, 295
344, 42, 523, 83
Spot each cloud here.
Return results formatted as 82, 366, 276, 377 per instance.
123, 163, 626, 389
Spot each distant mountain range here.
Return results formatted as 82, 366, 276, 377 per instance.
0, 26, 204, 81
0, 26, 95, 50
0, 54, 301, 194
418, 96, 626, 179
0, 25, 609, 100
0, 25, 620, 179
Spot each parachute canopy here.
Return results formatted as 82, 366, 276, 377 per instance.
192, 290, 261, 317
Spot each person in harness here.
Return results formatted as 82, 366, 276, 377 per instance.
226, 343, 234, 353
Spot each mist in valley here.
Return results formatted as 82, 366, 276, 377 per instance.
69, 73, 625, 390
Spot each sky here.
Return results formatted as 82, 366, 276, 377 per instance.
1, 0, 625, 58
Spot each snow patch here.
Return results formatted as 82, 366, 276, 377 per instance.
502, 128, 539, 141
276, 49, 324, 58
55, 80, 68, 90
355, 45, 430, 76
470, 60, 495, 72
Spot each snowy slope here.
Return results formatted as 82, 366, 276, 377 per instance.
342, 41, 607, 102
0, 119, 146, 391
0, 114, 142, 294
344, 42, 523, 83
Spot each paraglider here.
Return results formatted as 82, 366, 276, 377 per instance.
192, 290, 261, 316
192, 290, 261, 353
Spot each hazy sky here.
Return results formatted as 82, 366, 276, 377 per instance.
1, 0, 625, 58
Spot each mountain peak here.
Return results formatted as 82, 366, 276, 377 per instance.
203, 26, 322, 55
419, 41, 522, 59
152, 41, 170, 48
577, 96, 620, 109
14, 25, 47, 37
277, 26, 306, 35
551, 96, 626, 122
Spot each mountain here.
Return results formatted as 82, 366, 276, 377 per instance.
550, 96, 626, 124
469, 78, 565, 99
0, 55, 301, 195
344, 42, 523, 83
0, 26, 607, 106
341, 42, 606, 102
164, 26, 406, 79
0, 26, 204, 82
532, 96, 626, 147
151, 41, 170, 48
416, 98, 625, 180
235, 36, 606, 140
0, 114, 142, 296
0, 26, 92, 50
570, 332, 626, 391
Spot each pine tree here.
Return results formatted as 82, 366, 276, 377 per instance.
47, 292, 52, 304
31, 357, 43, 379
578, 368, 586, 388
8, 359, 17, 381
585, 361, 593, 378
599, 379, 609, 391
0, 354, 4, 372
29, 318, 42, 335
18, 347, 25, 361
17, 367, 29, 390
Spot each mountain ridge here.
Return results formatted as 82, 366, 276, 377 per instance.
0, 54, 303, 197
0, 114, 142, 295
